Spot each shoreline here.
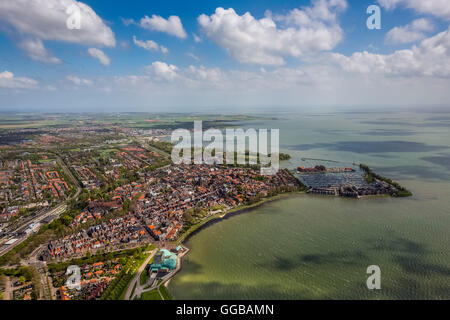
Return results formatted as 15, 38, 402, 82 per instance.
167, 190, 305, 299
167, 175, 412, 298
175, 190, 305, 245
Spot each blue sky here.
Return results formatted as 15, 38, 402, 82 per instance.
1, 0, 450, 112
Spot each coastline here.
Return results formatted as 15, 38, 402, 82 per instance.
167, 171, 412, 298
175, 190, 305, 245
167, 190, 305, 299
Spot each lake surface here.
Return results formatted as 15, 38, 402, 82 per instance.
169, 109, 450, 299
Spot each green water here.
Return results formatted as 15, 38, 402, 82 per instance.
169, 109, 450, 299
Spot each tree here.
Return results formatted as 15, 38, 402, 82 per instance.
183, 209, 194, 224
122, 199, 131, 213
61, 215, 73, 226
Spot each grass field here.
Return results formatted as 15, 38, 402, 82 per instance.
139, 268, 149, 286
159, 284, 172, 300
0, 113, 267, 130
139, 289, 162, 300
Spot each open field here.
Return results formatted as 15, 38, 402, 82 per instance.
0, 113, 266, 130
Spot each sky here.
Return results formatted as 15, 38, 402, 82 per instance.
1, 0, 450, 112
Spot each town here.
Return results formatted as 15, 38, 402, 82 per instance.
0, 113, 301, 301
40, 164, 298, 262
0, 113, 411, 301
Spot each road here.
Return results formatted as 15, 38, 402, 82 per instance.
53, 153, 83, 191
123, 249, 156, 300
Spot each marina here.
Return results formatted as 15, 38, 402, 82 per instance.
294, 165, 401, 198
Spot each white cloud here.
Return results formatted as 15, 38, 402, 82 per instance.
121, 17, 135, 26
48, 56, 450, 108
160, 46, 169, 54
386, 18, 434, 44
117, 61, 334, 92
186, 65, 225, 84
146, 61, 179, 81
139, 15, 187, 38
0, 71, 37, 89
66, 75, 93, 86
378, 0, 450, 20
45, 85, 57, 91
0, 0, 116, 46
377, 0, 402, 10
197, 1, 347, 65
193, 33, 202, 43
119, 40, 131, 50
332, 26, 450, 77
187, 52, 200, 61
113, 75, 150, 88
133, 36, 168, 53
87, 48, 110, 66
278, 0, 347, 23
18, 39, 61, 64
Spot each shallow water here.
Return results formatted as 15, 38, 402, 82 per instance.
169, 109, 450, 299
